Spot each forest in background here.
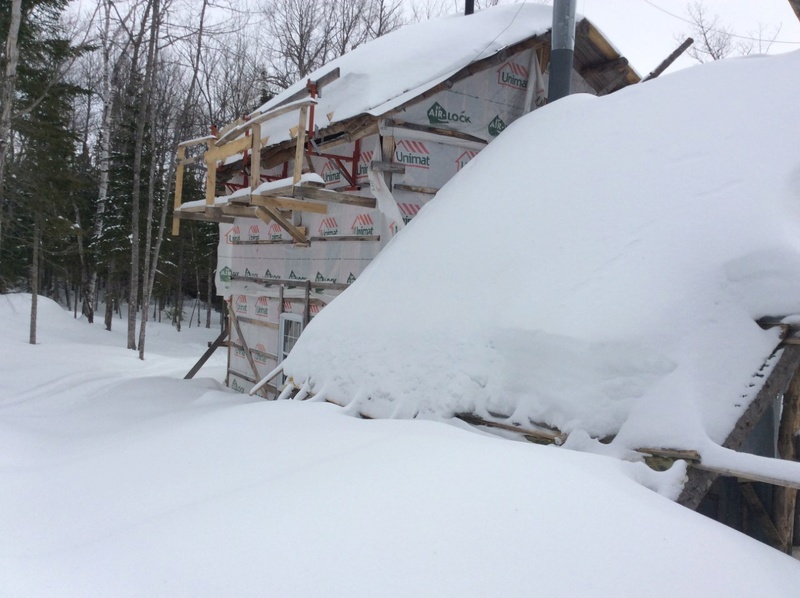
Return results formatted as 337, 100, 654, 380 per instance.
0, 0, 763, 357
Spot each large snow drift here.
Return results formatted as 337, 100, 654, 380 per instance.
282, 50, 800, 452
2, 295, 800, 595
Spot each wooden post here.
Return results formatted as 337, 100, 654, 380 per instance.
292, 105, 308, 184
303, 279, 311, 327
380, 133, 395, 189
774, 367, 800, 553
642, 38, 694, 82
205, 154, 217, 206
171, 145, 186, 236
250, 122, 261, 190
229, 301, 268, 399
184, 326, 229, 379
679, 346, 800, 510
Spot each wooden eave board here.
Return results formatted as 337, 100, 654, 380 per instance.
576, 19, 640, 91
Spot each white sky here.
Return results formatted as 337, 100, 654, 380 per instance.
66, 0, 800, 77
575, 0, 800, 75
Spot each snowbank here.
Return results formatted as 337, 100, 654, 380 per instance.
282, 50, 800, 453
2, 295, 800, 595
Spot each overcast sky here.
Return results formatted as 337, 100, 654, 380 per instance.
66, 0, 800, 77
574, 0, 800, 75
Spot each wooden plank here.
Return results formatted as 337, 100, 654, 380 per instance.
580, 57, 629, 78
315, 66, 341, 91
774, 367, 800, 552
184, 326, 229, 379
178, 154, 204, 167
205, 156, 217, 206
394, 183, 439, 195
250, 195, 328, 215
218, 205, 261, 219
691, 462, 800, 491
370, 160, 405, 174
293, 105, 308, 184
678, 346, 800, 510
230, 274, 349, 291
454, 412, 565, 445
236, 315, 278, 330
739, 482, 784, 549
250, 122, 261, 189
172, 145, 186, 236
303, 280, 311, 327
172, 211, 234, 224
295, 185, 376, 209
256, 206, 308, 244
232, 235, 380, 245
207, 135, 252, 163
229, 303, 267, 399
642, 38, 694, 82
216, 100, 318, 146
177, 134, 216, 149
230, 340, 279, 362
383, 119, 488, 145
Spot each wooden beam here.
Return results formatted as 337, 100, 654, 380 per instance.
255, 206, 308, 244
382, 119, 488, 145
172, 145, 186, 236
216, 99, 318, 146
774, 365, 800, 552
740, 482, 784, 549
184, 326, 229, 379
228, 304, 268, 399
294, 185, 377, 209
205, 156, 217, 206
642, 38, 694, 82
230, 274, 349, 291
177, 135, 216, 149
206, 135, 252, 163
218, 205, 261, 219
250, 195, 328, 215
678, 346, 800, 510
788, 0, 800, 23
231, 235, 380, 245
250, 122, 261, 189
267, 68, 340, 111
580, 57, 628, 79
293, 105, 308, 184
454, 412, 566, 445
393, 183, 439, 195
370, 160, 405, 174
172, 211, 234, 224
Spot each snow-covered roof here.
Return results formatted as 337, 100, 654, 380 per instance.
281, 50, 800, 458
258, 5, 551, 123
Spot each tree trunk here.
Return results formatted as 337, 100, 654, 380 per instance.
206, 259, 213, 328
104, 257, 115, 331
138, 0, 161, 360
0, 0, 22, 263
29, 217, 40, 345
127, 0, 158, 351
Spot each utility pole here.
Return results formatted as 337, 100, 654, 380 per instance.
548, 0, 577, 103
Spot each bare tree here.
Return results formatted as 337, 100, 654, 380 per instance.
0, 0, 22, 271
680, 1, 782, 64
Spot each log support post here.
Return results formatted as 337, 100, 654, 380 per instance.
774, 367, 800, 553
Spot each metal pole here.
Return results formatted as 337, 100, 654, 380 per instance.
465, 0, 474, 16
548, 0, 577, 103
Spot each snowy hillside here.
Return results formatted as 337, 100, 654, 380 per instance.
1, 294, 800, 595
281, 50, 800, 457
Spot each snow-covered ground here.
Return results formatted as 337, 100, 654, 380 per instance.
1, 294, 799, 596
